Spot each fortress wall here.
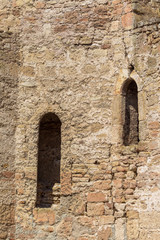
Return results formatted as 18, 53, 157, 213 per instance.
0, 0, 159, 239
130, 1, 160, 239
0, 1, 20, 239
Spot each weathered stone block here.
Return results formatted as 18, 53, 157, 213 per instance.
87, 192, 106, 202
87, 203, 105, 216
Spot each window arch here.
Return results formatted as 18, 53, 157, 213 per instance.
36, 113, 61, 208
122, 80, 139, 146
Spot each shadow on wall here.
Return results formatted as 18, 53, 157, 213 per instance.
36, 113, 61, 208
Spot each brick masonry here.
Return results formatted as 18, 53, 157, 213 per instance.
0, 0, 160, 239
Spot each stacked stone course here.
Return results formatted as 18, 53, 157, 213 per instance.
0, 0, 160, 239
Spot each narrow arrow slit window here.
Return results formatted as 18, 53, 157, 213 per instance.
122, 80, 139, 146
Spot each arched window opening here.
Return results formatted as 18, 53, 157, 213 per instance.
36, 113, 61, 208
122, 80, 139, 146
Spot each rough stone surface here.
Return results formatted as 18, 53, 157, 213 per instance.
0, 0, 160, 239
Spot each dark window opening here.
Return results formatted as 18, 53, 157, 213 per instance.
122, 80, 139, 146
36, 113, 61, 208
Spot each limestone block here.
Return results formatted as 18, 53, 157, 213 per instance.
139, 212, 160, 229
115, 218, 126, 240
127, 219, 139, 240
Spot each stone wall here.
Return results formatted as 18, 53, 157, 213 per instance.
0, 1, 20, 239
0, 0, 160, 239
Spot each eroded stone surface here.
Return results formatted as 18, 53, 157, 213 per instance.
0, 0, 160, 239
